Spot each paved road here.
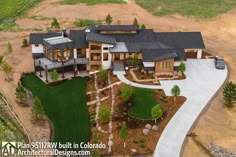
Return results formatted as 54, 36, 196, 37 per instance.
116, 59, 228, 157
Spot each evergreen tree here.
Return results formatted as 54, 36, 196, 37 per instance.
98, 107, 110, 124
2, 61, 12, 77
31, 96, 45, 123
105, 13, 112, 25
0, 55, 3, 65
7, 42, 12, 53
171, 85, 181, 102
223, 81, 236, 107
133, 17, 138, 25
119, 121, 128, 148
51, 17, 60, 29
15, 82, 27, 105
141, 24, 146, 29
151, 104, 163, 123
22, 38, 28, 47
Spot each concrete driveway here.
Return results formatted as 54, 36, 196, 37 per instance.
116, 59, 228, 157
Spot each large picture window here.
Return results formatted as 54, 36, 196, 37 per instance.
54, 49, 61, 62
91, 53, 101, 61
63, 48, 71, 61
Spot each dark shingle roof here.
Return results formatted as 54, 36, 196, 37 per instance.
69, 30, 88, 48
87, 25, 139, 31
142, 49, 186, 62
29, 33, 62, 44
155, 32, 205, 49
86, 32, 116, 45
126, 41, 172, 52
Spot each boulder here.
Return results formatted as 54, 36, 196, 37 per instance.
143, 128, 149, 135
152, 125, 159, 131
108, 140, 113, 147
145, 124, 152, 130
130, 149, 137, 156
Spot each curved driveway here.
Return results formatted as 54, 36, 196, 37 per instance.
116, 59, 228, 157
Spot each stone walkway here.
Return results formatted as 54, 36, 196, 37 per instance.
116, 59, 228, 157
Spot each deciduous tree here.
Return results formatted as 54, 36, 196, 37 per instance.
178, 61, 186, 77
171, 85, 181, 102
121, 85, 133, 102
22, 38, 28, 47
151, 104, 163, 123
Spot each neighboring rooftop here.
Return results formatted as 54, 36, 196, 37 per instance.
29, 33, 62, 44
87, 25, 140, 31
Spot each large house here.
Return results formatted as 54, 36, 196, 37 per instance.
29, 25, 205, 81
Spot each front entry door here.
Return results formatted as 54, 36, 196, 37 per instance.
114, 53, 120, 60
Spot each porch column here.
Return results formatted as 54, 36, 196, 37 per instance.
197, 49, 202, 59
39, 60, 42, 77
45, 65, 48, 83
73, 59, 76, 77
123, 53, 125, 64
33, 59, 36, 73
62, 62, 65, 79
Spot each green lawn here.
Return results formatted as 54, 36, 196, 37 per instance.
128, 87, 162, 120
59, 0, 125, 5
0, 0, 42, 30
135, 0, 236, 18
22, 74, 90, 148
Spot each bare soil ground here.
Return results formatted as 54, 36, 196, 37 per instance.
0, 0, 236, 156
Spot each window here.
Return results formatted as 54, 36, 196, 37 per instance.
91, 45, 101, 50
91, 53, 101, 61
103, 47, 109, 51
63, 48, 71, 61
46, 48, 52, 60
161, 61, 170, 68
103, 53, 108, 61
54, 49, 61, 61
35, 44, 39, 47
77, 49, 86, 58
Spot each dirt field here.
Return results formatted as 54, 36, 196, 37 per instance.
0, 0, 236, 156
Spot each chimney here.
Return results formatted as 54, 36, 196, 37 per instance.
62, 28, 67, 37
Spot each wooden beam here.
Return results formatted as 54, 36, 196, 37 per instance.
45, 65, 48, 83
73, 59, 76, 77
39, 60, 42, 77
62, 62, 65, 79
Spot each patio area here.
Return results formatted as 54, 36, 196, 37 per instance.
35, 70, 89, 84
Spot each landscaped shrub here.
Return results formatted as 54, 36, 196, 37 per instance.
133, 139, 139, 144
139, 137, 145, 143
90, 119, 96, 127
49, 69, 59, 81
151, 104, 163, 123
51, 17, 60, 28
15, 82, 27, 106
139, 143, 146, 148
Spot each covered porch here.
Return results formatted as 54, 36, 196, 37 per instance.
34, 57, 88, 83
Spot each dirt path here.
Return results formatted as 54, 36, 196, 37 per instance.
0, 0, 236, 156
